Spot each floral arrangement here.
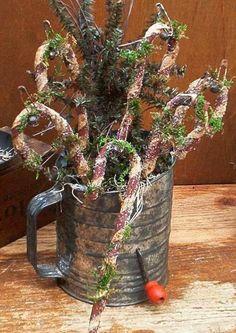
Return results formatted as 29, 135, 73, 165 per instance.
11, 1, 231, 332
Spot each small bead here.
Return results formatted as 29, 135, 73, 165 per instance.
49, 51, 56, 60
144, 281, 167, 304
210, 83, 221, 94
28, 115, 39, 127
160, 31, 170, 41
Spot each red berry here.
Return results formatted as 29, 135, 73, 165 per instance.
144, 281, 167, 304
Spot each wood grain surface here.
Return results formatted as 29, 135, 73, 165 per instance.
0, 185, 235, 333
0, 0, 236, 185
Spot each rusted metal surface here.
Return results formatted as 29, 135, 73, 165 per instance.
27, 167, 174, 306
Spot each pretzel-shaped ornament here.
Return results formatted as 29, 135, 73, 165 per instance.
12, 102, 88, 179
142, 60, 230, 177
34, 21, 80, 93
174, 85, 229, 159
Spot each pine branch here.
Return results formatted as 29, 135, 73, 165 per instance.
76, 0, 102, 61
49, 0, 81, 42
105, 0, 123, 44
76, 0, 97, 31
90, 0, 124, 107
140, 91, 166, 109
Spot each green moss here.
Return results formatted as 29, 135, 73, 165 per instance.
153, 107, 187, 146
98, 137, 136, 155
17, 107, 40, 133
91, 262, 117, 301
171, 20, 187, 40
222, 79, 233, 88
97, 263, 116, 290
195, 94, 207, 122
86, 159, 95, 181
120, 49, 140, 64
24, 89, 64, 109
87, 136, 136, 192
120, 41, 153, 64
164, 123, 186, 144
122, 224, 132, 242
97, 136, 109, 148
36, 88, 64, 105
128, 98, 141, 114
101, 155, 130, 191
163, 106, 171, 115
138, 40, 153, 57
117, 166, 130, 186
174, 126, 187, 146
209, 116, 223, 134
106, 242, 115, 252
110, 138, 136, 154
43, 33, 65, 63
51, 134, 80, 150
24, 151, 43, 173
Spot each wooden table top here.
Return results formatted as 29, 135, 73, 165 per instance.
0, 185, 236, 333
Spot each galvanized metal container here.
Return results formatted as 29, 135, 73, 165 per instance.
27, 165, 174, 306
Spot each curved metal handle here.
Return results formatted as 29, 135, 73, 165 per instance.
27, 186, 64, 278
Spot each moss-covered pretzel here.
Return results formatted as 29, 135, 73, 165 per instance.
174, 84, 229, 159
34, 20, 80, 92
142, 73, 213, 177
34, 21, 89, 151
142, 61, 230, 176
173, 61, 230, 158
11, 102, 88, 178
88, 143, 142, 332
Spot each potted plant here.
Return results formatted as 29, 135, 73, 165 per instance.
11, 1, 231, 332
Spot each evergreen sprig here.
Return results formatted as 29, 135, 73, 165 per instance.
209, 116, 223, 134
77, 0, 102, 60
49, 0, 81, 42
171, 20, 187, 40
105, 0, 123, 44
195, 94, 207, 123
